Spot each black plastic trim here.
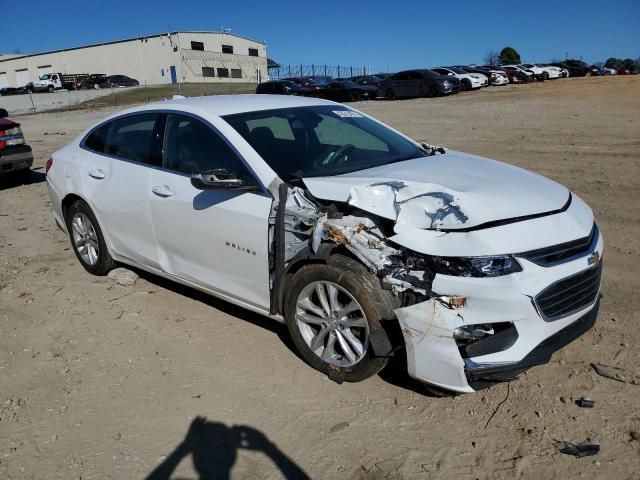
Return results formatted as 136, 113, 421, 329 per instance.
460, 323, 519, 358
518, 223, 598, 267
466, 299, 599, 384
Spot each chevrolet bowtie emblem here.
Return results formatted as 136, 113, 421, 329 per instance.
588, 250, 600, 266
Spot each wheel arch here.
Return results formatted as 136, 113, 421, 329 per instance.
61, 193, 116, 257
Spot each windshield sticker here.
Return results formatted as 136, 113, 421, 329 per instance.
333, 110, 363, 118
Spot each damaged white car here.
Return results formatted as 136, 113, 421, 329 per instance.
46, 95, 603, 393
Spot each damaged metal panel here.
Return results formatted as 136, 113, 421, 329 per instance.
348, 180, 469, 232
312, 215, 399, 271
388, 194, 594, 257
302, 151, 571, 231
268, 180, 599, 393
270, 185, 435, 313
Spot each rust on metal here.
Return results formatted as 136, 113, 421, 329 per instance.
449, 296, 467, 308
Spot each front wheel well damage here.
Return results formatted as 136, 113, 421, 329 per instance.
269, 185, 444, 371
273, 243, 389, 317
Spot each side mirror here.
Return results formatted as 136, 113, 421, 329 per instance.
0, 108, 8, 118
191, 168, 258, 191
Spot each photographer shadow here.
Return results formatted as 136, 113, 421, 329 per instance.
146, 416, 310, 480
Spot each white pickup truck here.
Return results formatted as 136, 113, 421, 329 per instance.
27, 73, 63, 93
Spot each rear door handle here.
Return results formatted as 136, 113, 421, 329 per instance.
88, 169, 106, 179
152, 185, 173, 197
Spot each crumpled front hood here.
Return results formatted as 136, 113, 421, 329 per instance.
302, 150, 570, 232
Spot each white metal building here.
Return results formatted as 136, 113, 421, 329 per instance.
0, 31, 268, 88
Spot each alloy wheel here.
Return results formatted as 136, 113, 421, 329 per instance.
71, 212, 99, 266
295, 281, 369, 367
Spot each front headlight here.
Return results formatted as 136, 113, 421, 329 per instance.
429, 255, 522, 277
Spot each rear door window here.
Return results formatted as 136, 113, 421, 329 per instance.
83, 123, 110, 153
105, 113, 160, 165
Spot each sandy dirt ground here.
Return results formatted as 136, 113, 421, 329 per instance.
1, 76, 639, 480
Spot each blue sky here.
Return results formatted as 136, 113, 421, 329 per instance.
1, 0, 638, 70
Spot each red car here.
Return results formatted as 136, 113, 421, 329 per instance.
0, 108, 33, 182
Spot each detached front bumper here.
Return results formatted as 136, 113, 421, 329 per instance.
395, 230, 604, 393
0, 145, 33, 174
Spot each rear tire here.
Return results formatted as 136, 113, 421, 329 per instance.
349, 90, 361, 102
284, 256, 392, 382
385, 88, 396, 100
65, 200, 116, 276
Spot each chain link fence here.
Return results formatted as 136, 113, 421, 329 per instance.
269, 65, 382, 79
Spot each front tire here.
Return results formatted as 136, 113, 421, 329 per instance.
48, 85, 54, 93
384, 88, 396, 100
66, 200, 116, 275
461, 79, 472, 91
428, 84, 440, 97
348, 90, 361, 102
284, 256, 391, 382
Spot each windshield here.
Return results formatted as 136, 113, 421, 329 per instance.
40, 74, 51, 80
448, 67, 466, 74
223, 106, 425, 181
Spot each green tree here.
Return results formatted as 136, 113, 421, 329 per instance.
498, 47, 521, 65
605, 57, 621, 68
622, 58, 635, 71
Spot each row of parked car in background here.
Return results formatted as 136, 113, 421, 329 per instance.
257, 59, 635, 102
0, 73, 139, 96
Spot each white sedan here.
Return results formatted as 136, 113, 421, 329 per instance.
432, 67, 488, 90
520, 63, 563, 79
46, 95, 603, 394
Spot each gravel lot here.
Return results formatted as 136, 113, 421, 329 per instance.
0, 87, 134, 115
1, 76, 639, 480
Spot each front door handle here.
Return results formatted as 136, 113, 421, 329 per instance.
152, 185, 173, 197
88, 169, 106, 179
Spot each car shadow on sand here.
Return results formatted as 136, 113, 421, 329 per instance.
132, 269, 302, 361
133, 268, 448, 398
146, 416, 310, 480
0, 169, 46, 191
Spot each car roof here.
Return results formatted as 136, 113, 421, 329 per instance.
142, 94, 337, 116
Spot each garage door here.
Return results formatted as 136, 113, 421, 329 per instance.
16, 69, 31, 87
0, 72, 7, 88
